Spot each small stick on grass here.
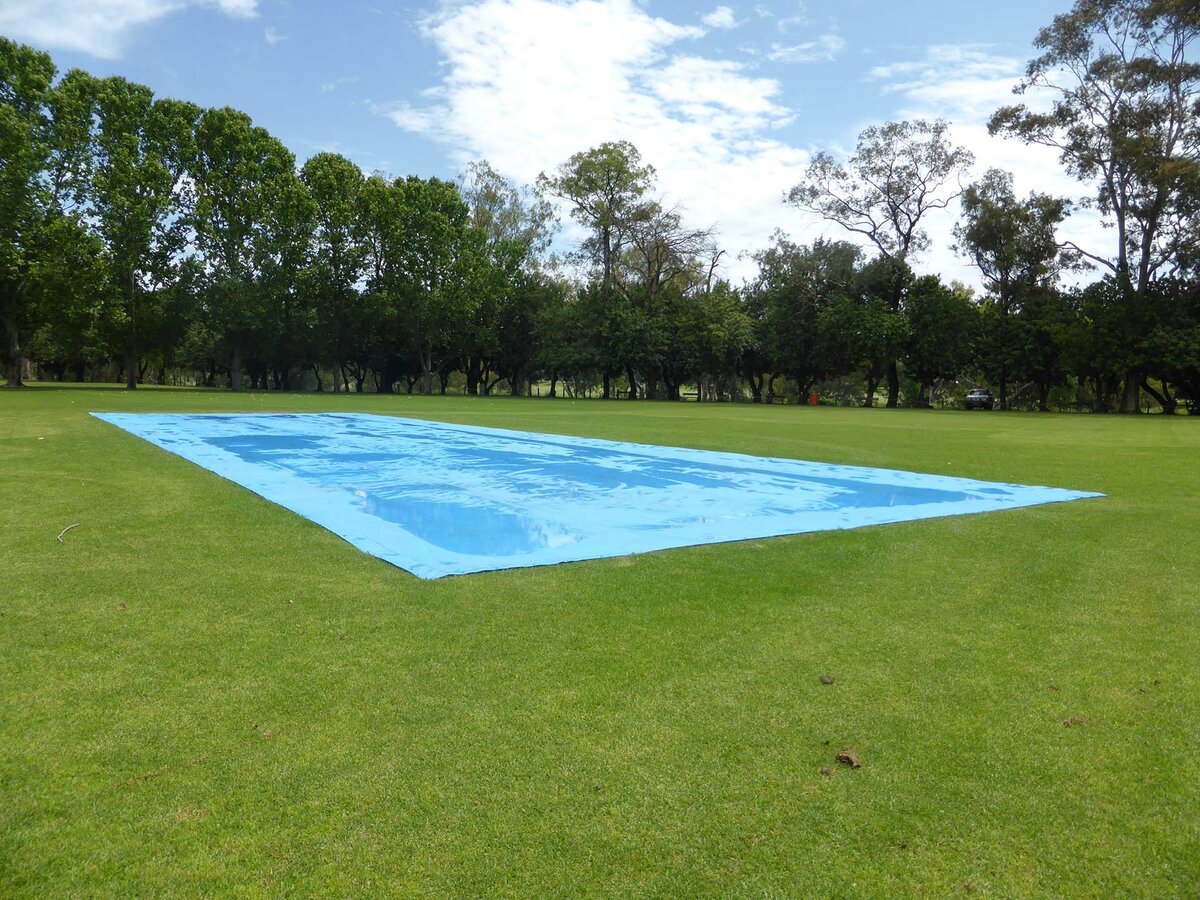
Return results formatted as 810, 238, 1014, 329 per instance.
56, 523, 80, 543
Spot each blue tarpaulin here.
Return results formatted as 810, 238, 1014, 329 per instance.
92, 412, 1102, 579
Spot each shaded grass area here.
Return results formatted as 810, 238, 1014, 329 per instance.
2, 386, 1197, 896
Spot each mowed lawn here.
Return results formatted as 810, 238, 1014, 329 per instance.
2, 387, 1197, 897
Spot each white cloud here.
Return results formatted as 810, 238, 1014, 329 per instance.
768, 32, 844, 64
320, 75, 361, 94
208, 0, 255, 16
0, 0, 257, 58
862, 44, 1109, 289
776, 3, 810, 33
264, 25, 285, 45
386, 0, 816, 281
701, 6, 738, 30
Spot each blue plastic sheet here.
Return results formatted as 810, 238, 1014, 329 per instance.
92, 412, 1102, 579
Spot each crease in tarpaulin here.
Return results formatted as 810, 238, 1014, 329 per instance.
91, 412, 1104, 579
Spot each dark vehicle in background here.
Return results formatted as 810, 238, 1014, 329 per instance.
964, 388, 995, 410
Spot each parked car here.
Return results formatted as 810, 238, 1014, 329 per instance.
964, 388, 995, 410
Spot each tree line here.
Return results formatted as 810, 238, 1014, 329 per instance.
2, 0, 1198, 412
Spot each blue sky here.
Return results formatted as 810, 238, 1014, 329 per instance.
1, 0, 1093, 284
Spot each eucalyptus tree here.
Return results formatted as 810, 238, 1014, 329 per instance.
619, 204, 715, 399
540, 142, 725, 399
786, 119, 974, 406
460, 159, 555, 259
990, 0, 1200, 412
539, 142, 658, 397
955, 168, 1073, 408
188, 106, 303, 391
458, 159, 554, 394
0, 38, 57, 387
538, 141, 655, 303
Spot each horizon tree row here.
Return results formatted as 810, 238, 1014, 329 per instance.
3, 0, 1198, 411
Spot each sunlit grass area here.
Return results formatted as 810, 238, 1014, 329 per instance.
2, 386, 1197, 896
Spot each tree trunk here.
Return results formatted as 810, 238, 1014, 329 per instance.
864, 372, 878, 407
644, 368, 659, 401
998, 375, 1008, 411
418, 347, 434, 395
2, 291, 21, 388
1141, 380, 1176, 416
602, 372, 611, 400
886, 361, 900, 408
626, 368, 638, 400
1120, 368, 1141, 413
548, 374, 558, 398
1038, 382, 1051, 412
746, 370, 762, 403
230, 344, 243, 392
466, 355, 482, 396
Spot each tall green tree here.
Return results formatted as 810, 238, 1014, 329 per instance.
24, 216, 110, 381
70, 73, 199, 388
786, 119, 974, 407
458, 160, 554, 395
1017, 287, 1075, 412
538, 141, 655, 303
746, 235, 863, 401
1140, 278, 1200, 413
538, 141, 658, 398
990, 0, 1200, 412
619, 204, 715, 399
955, 168, 1073, 408
256, 167, 316, 389
301, 152, 367, 391
361, 175, 475, 395
0, 38, 57, 387
188, 106, 302, 391
903, 277, 979, 407
400, 176, 475, 395
685, 281, 753, 401
535, 281, 592, 398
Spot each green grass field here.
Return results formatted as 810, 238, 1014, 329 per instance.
2, 386, 1197, 896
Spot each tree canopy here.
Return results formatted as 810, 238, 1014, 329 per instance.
3, 5, 1199, 414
